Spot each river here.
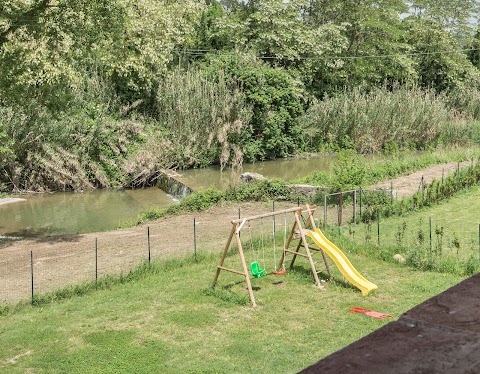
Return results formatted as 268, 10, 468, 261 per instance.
0, 154, 336, 239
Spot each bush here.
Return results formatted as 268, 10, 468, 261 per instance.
331, 149, 366, 191
225, 179, 291, 202
173, 188, 226, 212
201, 55, 305, 161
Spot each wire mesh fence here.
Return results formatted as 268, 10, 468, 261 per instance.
342, 214, 480, 263
1, 181, 478, 306
0, 201, 300, 306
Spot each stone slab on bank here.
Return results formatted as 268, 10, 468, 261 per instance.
0, 198, 26, 206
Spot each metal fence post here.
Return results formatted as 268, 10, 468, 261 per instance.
147, 226, 151, 265
323, 194, 327, 229
421, 176, 424, 205
390, 181, 393, 206
429, 217, 432, 254
30, 251, 34, 305
377, 210, 380, 246
353, 190, 357, 225
95, 238, 98, 284
272, 201, 276, 237
337, 205, 341, 235
359, 189, 362, 221
194, 218, 197, 258
339, 192, 343, 226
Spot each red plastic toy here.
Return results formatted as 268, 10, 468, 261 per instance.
349, 307, 393, 320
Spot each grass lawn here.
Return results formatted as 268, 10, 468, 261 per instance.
0, 250, 463, 373
345, 186, 480, 262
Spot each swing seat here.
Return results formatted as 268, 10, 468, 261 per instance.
250, 261, 266, 278
273, 269, 286, 275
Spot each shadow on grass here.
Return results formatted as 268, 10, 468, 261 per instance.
289, 264, 359, 293
203, 287, 249, 306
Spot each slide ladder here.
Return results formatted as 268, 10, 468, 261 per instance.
306, 228, 378, 296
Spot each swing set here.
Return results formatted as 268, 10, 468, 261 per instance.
212, 205, 332, 307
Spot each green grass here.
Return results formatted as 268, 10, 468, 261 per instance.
339, 186, 480, 273
0, 252, 463, 373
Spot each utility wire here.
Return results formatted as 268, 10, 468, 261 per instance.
3, 23, 479, 61
172, 47, 480, 61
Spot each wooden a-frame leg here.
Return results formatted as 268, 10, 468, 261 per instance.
290, 210, 312, 269
235, 232, 256, 307
305, 204, 332, 279
295, 212, 323, 289
278, 219, 297, 270
212, 224, 236, 288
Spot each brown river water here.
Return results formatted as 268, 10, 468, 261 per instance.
0, 155, 337, 239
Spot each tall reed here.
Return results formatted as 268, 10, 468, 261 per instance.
154, 68, 251, 169
299, 85, 455, 153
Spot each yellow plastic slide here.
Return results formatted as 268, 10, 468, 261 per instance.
306, 228, 378, 296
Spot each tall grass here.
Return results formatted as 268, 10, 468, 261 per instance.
443, 86, 480, 120
0, 76, 145, 191
0, 69, 251, 191
299, 85, 479, 153
153, 68, 251, 169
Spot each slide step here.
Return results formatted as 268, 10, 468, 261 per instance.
285, 249, 308, 258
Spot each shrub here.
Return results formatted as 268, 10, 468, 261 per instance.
225, 179, 291, 202
331, 149, 366, 191
201, 55, 305, 161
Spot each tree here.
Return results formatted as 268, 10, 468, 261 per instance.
405, 17, 478, 91
468, 29, 480, 68
210, 0, 347, 97
194, 1, 229, 51
0, 0, 204, 105
201, 55, 305, 160
409, 0, 479, 41
305, 0, 416, 90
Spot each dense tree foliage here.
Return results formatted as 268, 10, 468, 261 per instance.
1, 0, 480, 191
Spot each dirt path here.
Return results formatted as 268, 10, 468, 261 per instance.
0, 161, 473, 305
373, 161, 471, 197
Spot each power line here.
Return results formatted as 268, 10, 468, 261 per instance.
3, 25, 479, 61
172, 47, 480, 61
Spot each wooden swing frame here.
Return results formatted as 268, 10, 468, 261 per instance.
212, 205, 332, 307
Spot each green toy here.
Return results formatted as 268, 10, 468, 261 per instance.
250, 261, 266, 278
